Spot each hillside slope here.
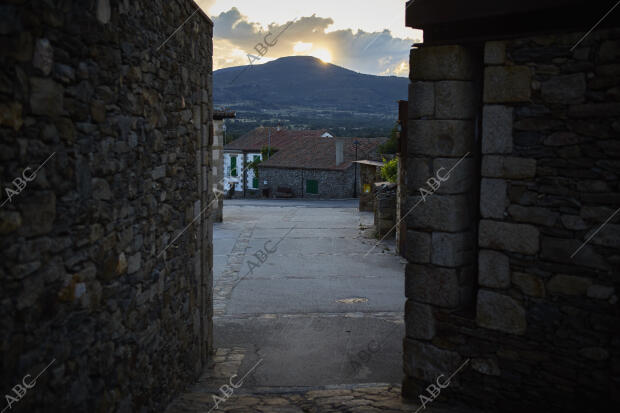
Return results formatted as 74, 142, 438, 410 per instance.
213, 56, 408, 137
214, 56, 408, 113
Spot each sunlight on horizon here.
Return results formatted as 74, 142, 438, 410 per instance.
292, 42, 333, 64
310, 48, 332, 63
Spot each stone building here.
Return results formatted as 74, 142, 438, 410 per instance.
212, 110, 235, 222
0, 0, 214, 411
223, 127, 386, 199
258, 136, 386, 199
403, 0, 620, 411
222, 127, 329, 197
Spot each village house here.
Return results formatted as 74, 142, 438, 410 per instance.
223, 126, 386, 199
223, 127, 384, 198
222, 127, 334, 197
258, 135, 387, 199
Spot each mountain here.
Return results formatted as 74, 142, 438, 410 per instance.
213, 56, 408, 138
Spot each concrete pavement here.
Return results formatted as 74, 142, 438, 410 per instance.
212, 199, 405, 388
167, 200, 486, 413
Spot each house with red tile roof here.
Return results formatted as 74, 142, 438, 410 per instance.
223, 127, 386, 198
222, 127, 334, 197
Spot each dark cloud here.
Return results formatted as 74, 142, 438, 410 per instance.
212, 8, 419, 76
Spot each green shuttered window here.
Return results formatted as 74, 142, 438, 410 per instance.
306, 179, 318, 194
230, 156, 237, 177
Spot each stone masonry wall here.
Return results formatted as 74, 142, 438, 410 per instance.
403, 43, 480, 405
212, 119, 224, 221
259, 166, 357, 199
404, 29, 620, 412
0, 1, 213, 411
374, 183, 397, 238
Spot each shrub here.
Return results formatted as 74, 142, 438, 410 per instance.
380, 157, 398, 183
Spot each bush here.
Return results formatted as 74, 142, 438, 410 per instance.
380, 157, 398, 183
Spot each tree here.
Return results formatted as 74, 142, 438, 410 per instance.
378, 123, 399, 155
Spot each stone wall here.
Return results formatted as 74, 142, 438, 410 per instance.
359, 163, 379, 211
403, 41, 480, 406
212, 120, 224, 221
259, 166, 358, 199
404, 29, 620, 412
374, 182, 397, 238
0, 1, 214, 411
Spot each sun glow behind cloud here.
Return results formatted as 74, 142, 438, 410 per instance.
207, 3, 422, 75
310, 48, 332, 63
293, 41, 313, 53
292, 42, 332, 64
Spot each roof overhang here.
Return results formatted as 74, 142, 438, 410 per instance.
258, 164, 351, 172
407, 0, 620, 44
354, 160, 384, 167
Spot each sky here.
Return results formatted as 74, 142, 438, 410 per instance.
195, 0, 423, 76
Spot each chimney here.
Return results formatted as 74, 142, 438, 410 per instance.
335, 139, 344, 165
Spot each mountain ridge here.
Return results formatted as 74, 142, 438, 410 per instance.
213, 56, 408, 137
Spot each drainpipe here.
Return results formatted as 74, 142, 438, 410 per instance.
243, 152, 247, 199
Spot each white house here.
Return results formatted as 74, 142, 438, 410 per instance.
222, 150, 262, 193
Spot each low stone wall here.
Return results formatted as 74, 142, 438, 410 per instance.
259, 166, 357, 199
374, 183, 397, 238
0, 0, 213, 411
404, 29, 620, 412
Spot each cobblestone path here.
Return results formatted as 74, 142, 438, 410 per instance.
166, 347, 479, 413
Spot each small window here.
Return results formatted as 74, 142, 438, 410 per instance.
306, 179, 318, 194
230, 156, 237, 177
253, 177, 259, 189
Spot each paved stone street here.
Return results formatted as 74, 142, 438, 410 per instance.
167, 200, 482, 412
212, 199, 405, 387
166, 346, 483, 413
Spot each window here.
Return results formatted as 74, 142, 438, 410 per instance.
253, 155, 260, 162
230, 156, 237, 177
306, 179, 318, 194
253, 177, 259, 189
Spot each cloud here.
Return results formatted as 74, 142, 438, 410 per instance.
211, 8, 419, 76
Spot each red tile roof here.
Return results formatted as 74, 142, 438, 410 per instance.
225, 127, 387, 171
224, 127, 330, 152
263, 136, 386, 171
